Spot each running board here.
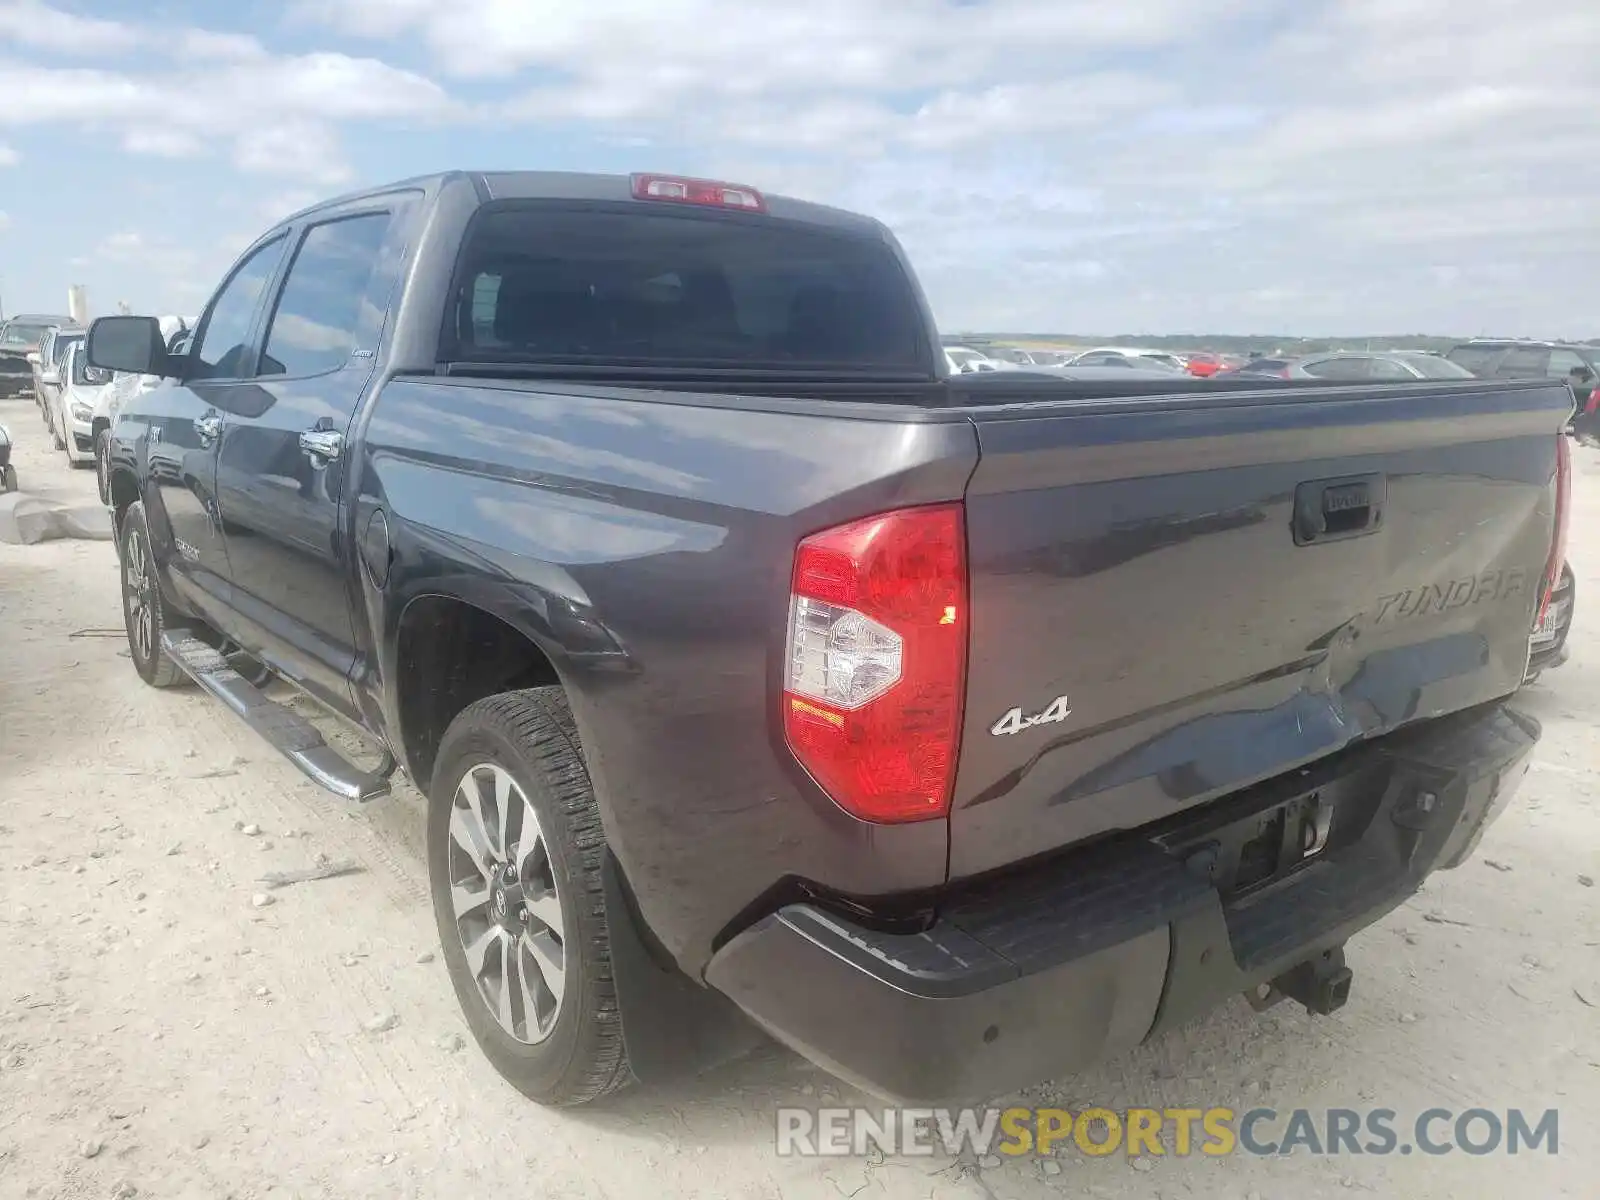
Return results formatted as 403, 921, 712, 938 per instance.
161, 633, 392, 803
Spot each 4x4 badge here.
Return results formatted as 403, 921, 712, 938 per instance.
990, 695, 1071, 737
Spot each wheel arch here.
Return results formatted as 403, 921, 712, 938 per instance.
392, 591, 568, 793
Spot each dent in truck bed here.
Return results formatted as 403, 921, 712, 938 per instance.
947, 381, 1565, 883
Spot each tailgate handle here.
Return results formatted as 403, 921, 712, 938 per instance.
1293, 473, 1385, 545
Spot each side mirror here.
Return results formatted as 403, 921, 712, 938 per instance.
83, 365, 113, 386
87, 315, 169, 377
25, 351, 41, 366
40, 368, 60, 386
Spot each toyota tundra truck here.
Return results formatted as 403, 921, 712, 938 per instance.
88, 170, 1572, 1107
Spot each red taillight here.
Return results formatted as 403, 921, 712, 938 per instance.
783, 504, 967, 824
631, 173, 765, 212
1537, 434, 1572, 629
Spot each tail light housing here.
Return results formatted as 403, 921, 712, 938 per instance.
783, 504, 967, 823
1536, 433, 1572, 630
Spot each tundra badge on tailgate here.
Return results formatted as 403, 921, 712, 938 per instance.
990, 695, 1072, 737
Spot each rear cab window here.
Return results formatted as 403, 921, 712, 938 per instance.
259, 212, 394, 379
442, 205, 928, 373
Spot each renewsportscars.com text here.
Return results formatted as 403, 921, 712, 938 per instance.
775, 1106, 1559, 1158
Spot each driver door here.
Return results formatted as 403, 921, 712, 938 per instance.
144, 233, 289, 625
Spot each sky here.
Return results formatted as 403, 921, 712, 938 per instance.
0, 0, 1596, 338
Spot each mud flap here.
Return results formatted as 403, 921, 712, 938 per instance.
603, 852, 767, 1084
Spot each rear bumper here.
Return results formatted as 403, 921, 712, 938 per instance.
706, 702, 1537, 1103
67, 421, 95, 462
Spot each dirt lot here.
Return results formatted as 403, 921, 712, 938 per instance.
2, 393, 1597, 1200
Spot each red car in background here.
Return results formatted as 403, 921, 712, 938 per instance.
1187, 353, 1249, 377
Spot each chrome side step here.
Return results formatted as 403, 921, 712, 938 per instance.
161, 633, 392, 803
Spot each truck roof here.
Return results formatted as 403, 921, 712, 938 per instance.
279, 170, 887, 239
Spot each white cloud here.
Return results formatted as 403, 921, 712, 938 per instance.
0, 0, 139, 54
120, 127, 204, 159
232, 121, 353, 186
0, 0, 455, 187
0, 141, 16, 166
9, 0, 1600, 336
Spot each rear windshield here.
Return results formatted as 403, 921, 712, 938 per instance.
445, 205, 927, 372
1445, 345, 1503, 376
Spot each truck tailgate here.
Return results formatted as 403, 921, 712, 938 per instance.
950, 381, 1569, 880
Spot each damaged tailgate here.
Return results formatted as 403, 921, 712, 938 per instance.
949, 380, 1570, 880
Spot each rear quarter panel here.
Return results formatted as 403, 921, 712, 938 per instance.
356, 379, 978, 974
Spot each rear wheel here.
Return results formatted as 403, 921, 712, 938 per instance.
428, 688, 630, 1106
118, 502, 189, 689
48, 401, 65, 450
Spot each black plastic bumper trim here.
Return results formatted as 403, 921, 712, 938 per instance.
705, 702, 1538, 1103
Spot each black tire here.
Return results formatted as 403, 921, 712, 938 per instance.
118, 502, 189, 689
49, 401, 65, 451
95, 432, 111, 505
428, 688, 630, 1106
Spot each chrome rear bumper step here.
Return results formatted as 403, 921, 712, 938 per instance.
161, 632, 392, 802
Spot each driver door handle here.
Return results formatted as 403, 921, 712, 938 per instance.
299, 427, 344, 464
194, 411, 221, 447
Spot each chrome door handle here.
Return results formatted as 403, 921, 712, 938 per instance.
299, 428, 344, 464
195, 412, 221, 447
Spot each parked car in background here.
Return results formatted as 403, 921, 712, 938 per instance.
1445, 340, 1600, 437
0, 314, 74, 400
945, 345, 1010, 373
1068, 348, 1187, 372
1289, 351, 1477, 382
1027, 363, 1195, 382
1066, 346, 1188, 371
1184, 352, 1229, 377
93, 316, 191, 504
92, 167, 1569, 1109
1218, 356, 1297, 379
984, 346, 1039, 365
54, 341, 114, 468
37, 327, 85, 447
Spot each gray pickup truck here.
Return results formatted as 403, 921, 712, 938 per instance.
88, 170, 1572, 1107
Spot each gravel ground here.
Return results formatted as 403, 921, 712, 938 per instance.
1, 394, 1596, 1199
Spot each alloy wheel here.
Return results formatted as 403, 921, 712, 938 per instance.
447, 763, 566, 1044
124, 526, 154, 664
